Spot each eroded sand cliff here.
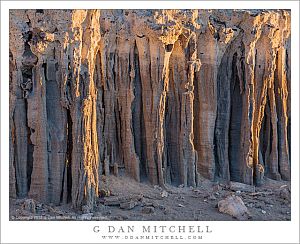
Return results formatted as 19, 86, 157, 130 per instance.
9, 9, 291, 211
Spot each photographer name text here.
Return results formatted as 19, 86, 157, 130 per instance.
93, 225, 212, 234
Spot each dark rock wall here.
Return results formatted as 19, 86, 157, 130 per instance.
9, 9, 291, 210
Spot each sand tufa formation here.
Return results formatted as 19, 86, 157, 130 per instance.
9, 10, 291, 210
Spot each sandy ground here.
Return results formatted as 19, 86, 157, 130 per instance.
10, 175, 291, 221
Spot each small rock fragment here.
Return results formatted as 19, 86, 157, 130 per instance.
142, 206, 155, 214
212, 184, 221, 192
163, 207, 172, 215
246, 203, 254, 208
218, 195, 250, 220
279, 185, 290, 201
208, 194, 217, 200
193, 189, 201, 193
120, 201, 138, 210
161, 190, 168, 198
99, 189, 111, 198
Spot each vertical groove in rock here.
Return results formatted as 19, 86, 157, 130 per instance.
214, 45, 232, 182
9, 50, 17, 198
45, 57, 68, 204
13, 96, 28, 197
135, 36, 157, 184
228, 52, 243, 182
132, 42, 147, 181
165, 47, 180, 185
65, 108, 73, 203
9, 10, 291, 208
286, 34, 291, 174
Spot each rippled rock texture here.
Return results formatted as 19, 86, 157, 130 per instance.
9, 9, 291, 210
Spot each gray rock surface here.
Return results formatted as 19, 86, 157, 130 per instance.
218, 195, 250, 220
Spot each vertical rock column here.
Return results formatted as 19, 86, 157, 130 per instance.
274, 12, 291, 180
98, 25, 120, 179
198, 12, 243, 183
241, 12, 291, 184
180, 32, 200, 187
115, 35, 140, 181
24, 10, 69, 203
9, 17, 25, 197
135, 37, 159, 185
27, 59, 49, 202
194, 27, 218, 181
46, 56, 68, 205
167, 33, 199, 186
69, 10, 101, 210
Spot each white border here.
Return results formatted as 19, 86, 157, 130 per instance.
1, 1, 299, 243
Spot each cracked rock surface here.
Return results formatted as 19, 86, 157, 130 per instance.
9, 9, 291, 211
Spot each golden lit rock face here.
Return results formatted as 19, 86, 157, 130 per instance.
9, 9, 291, 209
